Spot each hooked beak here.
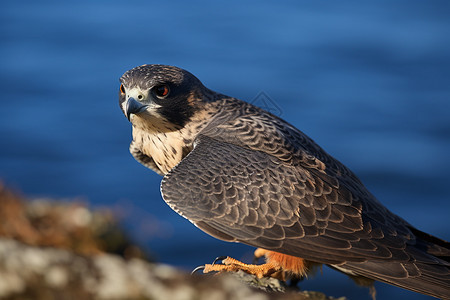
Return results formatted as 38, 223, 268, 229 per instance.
126, 98, 148, 121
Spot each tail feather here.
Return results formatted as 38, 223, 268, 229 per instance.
387, 274, 450, 299
410, 227, 450, 259
339, 260, 450, 299
336, 228, 450, 299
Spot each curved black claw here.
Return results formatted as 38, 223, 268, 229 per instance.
212, 256, 228, 265
191, 265, 205, 275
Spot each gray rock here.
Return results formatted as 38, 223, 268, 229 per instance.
0, 238, 345, 300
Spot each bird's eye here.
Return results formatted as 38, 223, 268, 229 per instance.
153, 85, 170, 98
120, 84, 126, 95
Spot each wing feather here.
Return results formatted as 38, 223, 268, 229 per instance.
160, 101, 449, 298
161, 134, 413, 264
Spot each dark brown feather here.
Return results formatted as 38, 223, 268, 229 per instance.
122, 65, 450, 299
160, 100, 450, 299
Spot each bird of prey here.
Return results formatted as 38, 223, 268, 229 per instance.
119, 64, 450, 299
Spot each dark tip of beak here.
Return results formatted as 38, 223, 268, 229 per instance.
126, 98, 148, 121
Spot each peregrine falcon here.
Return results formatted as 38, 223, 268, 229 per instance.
119, 64, 450, 299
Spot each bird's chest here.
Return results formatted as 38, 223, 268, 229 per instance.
134, 128, 187, 174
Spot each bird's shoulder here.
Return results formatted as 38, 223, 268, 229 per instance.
201, 98, 353, 178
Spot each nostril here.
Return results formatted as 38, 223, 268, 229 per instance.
138, 95, 143, 100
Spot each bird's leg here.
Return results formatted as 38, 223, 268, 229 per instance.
253, 248, 287, 281
197, 248, 311, 281
202, 255, 281, 278
253, 247, 266, 262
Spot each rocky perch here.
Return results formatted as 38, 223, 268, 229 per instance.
0, 184, 345, 300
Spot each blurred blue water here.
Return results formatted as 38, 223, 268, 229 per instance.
1, 1, 449, 299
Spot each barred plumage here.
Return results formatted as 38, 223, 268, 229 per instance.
119, 64, 450, 299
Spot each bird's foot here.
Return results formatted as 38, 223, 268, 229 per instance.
193, 255, 281, 278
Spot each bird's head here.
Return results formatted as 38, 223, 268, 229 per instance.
119, 64, 206, 130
